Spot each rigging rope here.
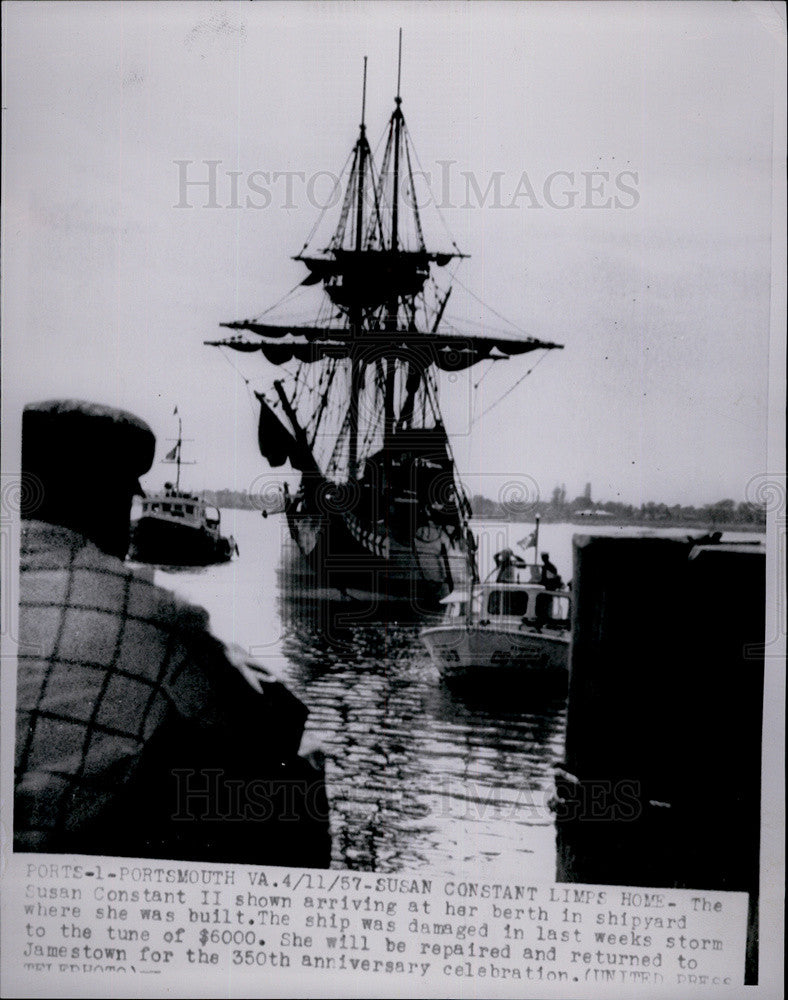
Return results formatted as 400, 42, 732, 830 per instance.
470, 350, 552, 426
403, 124, 426, 250
450, 272, 531, 336
250, 280, 306, 322
472, 358, 501, 391
407, 134, 464, 257
217, 348, 262, 424
301, 144, 355, 252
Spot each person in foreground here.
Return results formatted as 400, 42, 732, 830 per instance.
14, 399, 331, 867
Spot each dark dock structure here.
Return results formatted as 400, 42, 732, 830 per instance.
554, 535, 765, 984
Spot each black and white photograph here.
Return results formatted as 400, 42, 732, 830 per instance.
1, 1, 784, 996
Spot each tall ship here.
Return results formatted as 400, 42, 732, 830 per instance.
207, 40, 561, 609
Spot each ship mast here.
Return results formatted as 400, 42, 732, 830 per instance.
390, 30, 403, 258
209, 35, 565, 507
383, 30, 404, 498
347, 57, 368, 481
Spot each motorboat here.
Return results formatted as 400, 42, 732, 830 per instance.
420, 542, 570, 681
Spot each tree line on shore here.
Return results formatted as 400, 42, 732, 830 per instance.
469, 489, 766, 527
203, 485, 766, 528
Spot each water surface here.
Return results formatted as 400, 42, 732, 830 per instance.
150, 512, 760, 875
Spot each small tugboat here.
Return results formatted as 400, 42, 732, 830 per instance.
129, 413, 237, 566
420, 520, 570, 682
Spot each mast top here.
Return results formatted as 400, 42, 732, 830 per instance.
360, 56, 368, 130
395, 28, 402, 104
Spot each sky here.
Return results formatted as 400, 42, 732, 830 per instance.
2, 0, 784, 507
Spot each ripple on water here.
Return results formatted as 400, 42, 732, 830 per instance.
276, 593, 567, 874
156, 513, 573, 875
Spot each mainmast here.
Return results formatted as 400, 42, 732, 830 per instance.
390, 30, 403, 257
354, 57, 368, 252
348, 57, 368, 481
383, 30, 404, 494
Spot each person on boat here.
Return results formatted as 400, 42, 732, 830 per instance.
15, 399, 330, 866
494, 547, 527, 582
540, 552, 562, 590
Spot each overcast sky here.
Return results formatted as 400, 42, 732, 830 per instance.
2, 1, 784, 506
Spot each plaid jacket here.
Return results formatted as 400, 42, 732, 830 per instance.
14, 521, 322, 862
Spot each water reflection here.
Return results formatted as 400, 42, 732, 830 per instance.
277, 583, 566, 875
153, 513, 762, 876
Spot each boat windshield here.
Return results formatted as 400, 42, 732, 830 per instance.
487, 589, 530, 617
547, 595, 571, 624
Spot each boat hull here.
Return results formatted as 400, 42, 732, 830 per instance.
130, 516, 236, 567
284, 505, 474, 612
420, 622, 570, 680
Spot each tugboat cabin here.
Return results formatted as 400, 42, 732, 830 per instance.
140, 484, 222, 538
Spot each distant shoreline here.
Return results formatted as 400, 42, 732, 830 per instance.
210, 503, 765, 535
469, 516, 765, 533
200, 490, 766, 534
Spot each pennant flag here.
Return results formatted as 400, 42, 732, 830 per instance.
517, 531, 536, 550
173, 405, 178, 415
165, 443, 180, 461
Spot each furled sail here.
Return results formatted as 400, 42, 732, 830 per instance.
255, 393, 316, 472
294, 250, 465, 310
208, 330, 562, 370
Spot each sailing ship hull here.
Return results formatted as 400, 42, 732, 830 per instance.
285, 505, 473, 610
130, 516, 236, 567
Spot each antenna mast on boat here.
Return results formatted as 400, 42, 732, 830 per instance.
163, 408, 194, 493
175, 415, 182, 491
534, 513, 540, 569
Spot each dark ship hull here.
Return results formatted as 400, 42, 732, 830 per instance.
130, 516, 236, 567
284, 501, 474, 610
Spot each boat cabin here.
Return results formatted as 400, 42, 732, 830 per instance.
139, 486, 222, 538
441, 583, 571, 629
